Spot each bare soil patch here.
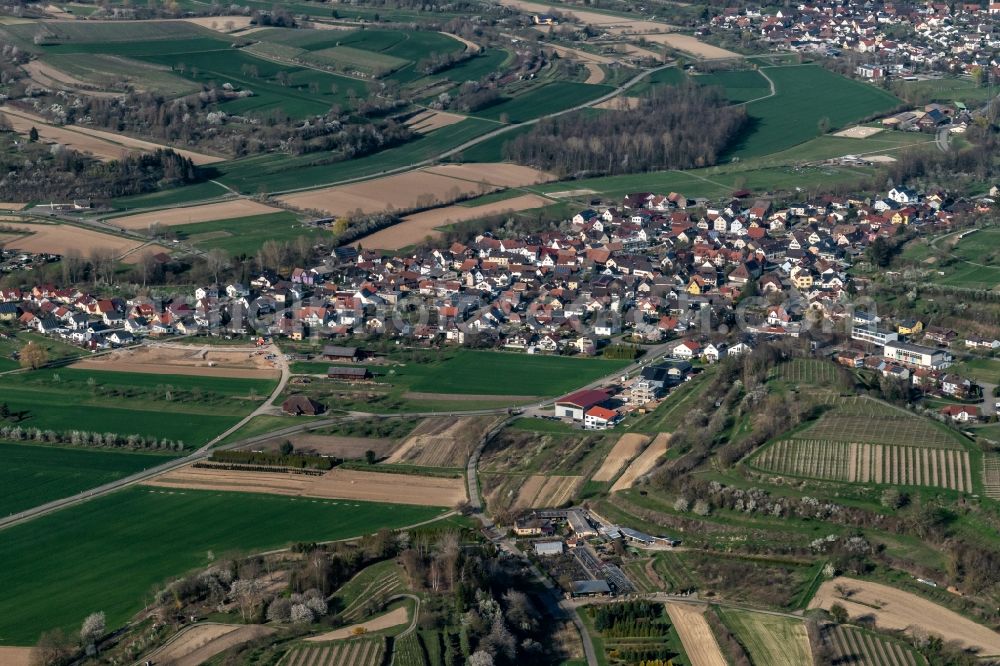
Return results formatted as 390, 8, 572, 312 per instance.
113, 199, 280, 229
667, 604, 727, 666
357, 193, 550, 249
592, 433, 650, 482
250, 433, 400, 459
832, 125, 883, 139
305, 606, 408, 641
0, 647, 33, 666
547, 188, 596, 198
147, 624, 273, 666
405, 110, 467, 134
809, 577, 1000, 655
74, 345, 280, 378
180, 16, 255, 32
0, 202, 27, 210
866, 154, 897, 163
423, 163, 554, 188
583, 62, 605, 84
146, 465, 466, 506
442, 31, 482, 53
611, 433, 669, 491
387, 416, 503, 467
1, 222, 167, 260
24, 60, 92, 88
513, 474, 583, 509
545, 43, 615, 64
594, 96, 641, 110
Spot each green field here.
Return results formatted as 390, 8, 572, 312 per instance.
0, 487, 446, 644
0, 368, 275, 447
719, 608, 811, 666
894, 76, 995, 106
111, 180, 232, 210
474, 81, 612, 123
43, 53, 199, 96
627, 66, 687, 95
695, 69, 770, 103
455, 124, 534, 163
948, 356, 1000, 384
0, 442, 170, 516
729, 65, 901, 159
931, 229, 1000, 288
172, 211, 326, 256
347, 350, 628, 396
6, 18, 215, 45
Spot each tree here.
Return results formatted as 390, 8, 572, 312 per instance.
280, 440, 294, 456
0, 402, 9, 420
230, 578, 265, 622
867, 236, 893, 268
365, 449, 377, 465
468, 651, 494, 666
829, 603, 849, 624
818, 116, 830, 134
20, 342, 49, 370
28, 126, 39, 142
79, 611, 105, 649
31, 628, 74, 666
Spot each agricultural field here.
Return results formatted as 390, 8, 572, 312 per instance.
592, 433, 650, 482
330, 560, 405, 622
666, 604, 727, 666
41, 53, 199, 96
775, 358, 844, 386
0, 487, 443, 644
283, 637, 387, 666
385, 416, 502, 468
0, 367, 275, 447
171, 211, 326, 256
729, 65, 901, 159
611, 433, 670, 492
0, 441, 169, 516
927, 228, 1000, 289
718, 608, 811, 666
983, 454, 1000, 499
753, 439, 973, 492
695, 69, 771, 103
482, 427, 614, 477
474, 81, 612, 123
810, 577, 1000, 655
789, 407, 964, 449
893, 76, 996, 106
583, 600, 687, 666
392, 632, 427, 666
820, 623, 926, 666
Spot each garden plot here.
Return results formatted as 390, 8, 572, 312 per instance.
810, 578, 1000, 655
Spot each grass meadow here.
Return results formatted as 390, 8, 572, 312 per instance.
0, 441, 170, 516
473, 81, 612, 123
729, 65, 901, 159
0, 368, 275, 447
0, 487, 446, 644
172, 211, 327, 256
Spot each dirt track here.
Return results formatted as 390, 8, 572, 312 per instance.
611, 433, 669, 491
114, 199, 281, 229
304, 606, 409, 641
592, 433, 650, 482
356, 194, 551, 249
667, 604, 727, 666
145, 465, 466, 507
810, 577, 1000, 655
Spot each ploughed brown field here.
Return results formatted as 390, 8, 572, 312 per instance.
144, 465, 467, 507
611, 433, 670, 491
144, 624, 274, 666
666, 604, 727, 666
73, 344, 281, 379
810, 577, 1000, 655
112, 199, 282, 230
2, 222, 170, 263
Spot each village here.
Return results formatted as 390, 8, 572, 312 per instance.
709, 0, 1000, 81
3, 181, 998, 432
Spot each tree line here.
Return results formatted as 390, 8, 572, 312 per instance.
502, 82, 747, 177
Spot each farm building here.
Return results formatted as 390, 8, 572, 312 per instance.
534, 541, 564, 556
327, 366, 370, 380
321, 345, 364, 362
567, 509, 598, 538
884, 340, 952, 369
571, 580, 611, 597
619, 526, 681, 547
514, 516, 554, 536
281, 395, 325, 416
555, 389, 610, 420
